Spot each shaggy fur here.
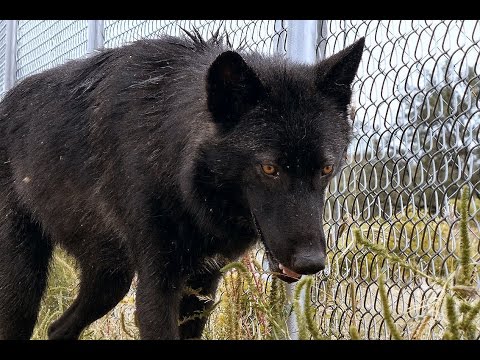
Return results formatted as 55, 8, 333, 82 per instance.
0, 31, 364, 339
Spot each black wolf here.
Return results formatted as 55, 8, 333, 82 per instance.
0, 30, 364, 339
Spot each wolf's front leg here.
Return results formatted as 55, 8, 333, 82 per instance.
136, 266, 182, 339
179, 270, 222, 339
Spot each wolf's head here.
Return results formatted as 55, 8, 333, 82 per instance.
197, 38, 364, 282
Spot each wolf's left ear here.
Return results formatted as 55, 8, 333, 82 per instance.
207, 51, 264, 128
315, 37, 365, 106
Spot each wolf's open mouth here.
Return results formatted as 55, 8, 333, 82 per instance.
265, 250, 302, 283
251, 211, 302, 283
279, 263, 301, 280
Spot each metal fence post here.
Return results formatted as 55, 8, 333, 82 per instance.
286, 20, 320, 64
4, 20, 18, 91
87, 20, 104, 53
282, 19, 325, 340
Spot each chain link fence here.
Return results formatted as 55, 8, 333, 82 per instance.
15, 20, 89, 81
317, 20, 479, 339
0, 21, 7, 94
0, 20, 478, 340
103, 20, 286, 54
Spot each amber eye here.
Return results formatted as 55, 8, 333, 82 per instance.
261, 164, 277, 176
322, 165, 334, 175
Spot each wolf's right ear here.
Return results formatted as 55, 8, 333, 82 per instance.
315, 37, 365, 106
207, 51, 264, 128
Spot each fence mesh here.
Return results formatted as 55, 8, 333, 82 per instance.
15, 20, 88, 81
0, 21, 6, 94
317, 20, 480, 339
104, 20, 286, 55
0, 20, 479, 340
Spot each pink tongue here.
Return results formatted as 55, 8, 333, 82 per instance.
279, 263, 301, 279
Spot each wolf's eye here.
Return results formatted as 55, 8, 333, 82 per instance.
322, 165, 334, 175
261, 164, 277, 176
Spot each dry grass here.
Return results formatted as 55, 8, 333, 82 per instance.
32, 192, 479, 340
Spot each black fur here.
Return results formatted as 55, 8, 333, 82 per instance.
0, 32, 364, 339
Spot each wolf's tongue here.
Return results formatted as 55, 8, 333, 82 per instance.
279, 263, 302, 279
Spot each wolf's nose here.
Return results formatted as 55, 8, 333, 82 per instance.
292, 252, 326, 274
